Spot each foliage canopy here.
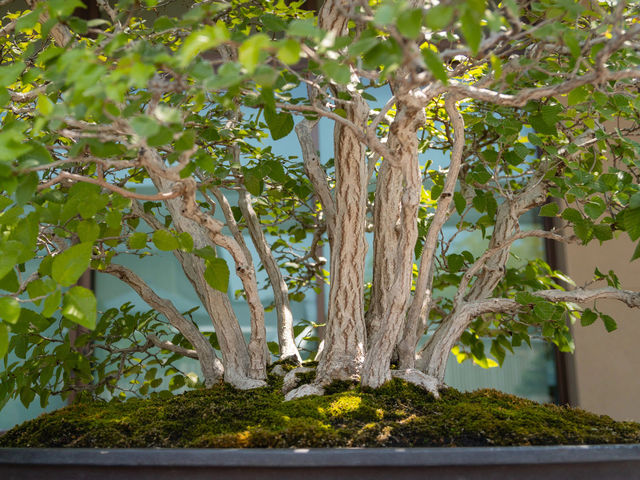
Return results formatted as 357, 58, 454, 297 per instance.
1, 0, 640, 413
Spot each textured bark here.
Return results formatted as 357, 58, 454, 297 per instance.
314, 95, 369, 384
179, 179, 269, 381
417, 170, 549, 381
238, 187, 301, 363
296, 120, 335, 237
140, 171, 264, 388
103, 264, 224, 386
398, 96, 465, 369
312, 0, 370, 385
361, 102, 423, 388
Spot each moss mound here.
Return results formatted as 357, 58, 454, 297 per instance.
2, 376, 639, 448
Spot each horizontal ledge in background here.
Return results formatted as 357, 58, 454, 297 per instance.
1, 445, 640, 480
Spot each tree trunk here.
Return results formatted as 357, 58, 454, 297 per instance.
150, 175, 265, 388
314, 96, 369, 384
361, 103, 423, 388
238, 187, 301, 363
313, 0, 369, 384
417, 171, 549, 382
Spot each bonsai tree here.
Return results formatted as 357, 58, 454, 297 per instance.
1, 0, 640, 409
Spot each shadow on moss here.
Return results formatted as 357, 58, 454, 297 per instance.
2, 378, 639, 448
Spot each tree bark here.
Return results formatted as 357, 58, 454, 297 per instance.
361, 102, 423, 388
314, 95, 369, 383
103, 263, 224, 386
238, 187, 301, 363
417, 169, 549, 382
142, 170, 264, 388
313, 0, 369, 384
399, 95, 464, 369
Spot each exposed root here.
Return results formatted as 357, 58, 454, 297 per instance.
225, 373, 267, 390
282, 366, 314, 394
270, 364, 288, 377
284, 383, 325, 401
391, 369, 440, 398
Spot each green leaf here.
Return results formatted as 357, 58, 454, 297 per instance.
0, 61, 25, 87
0, 322, 7, 358
16, 8, 42, 32
580, 309, 597, 327
629, 192, 640, 210
561, 207, 582, 223
204, 258, 230, 293
539, 203, 558, 217
584, 198, 606, 219
287, 19, 318, 37
447, 253, 464, 272
0, 245, 18, 281
397, 8, 423, 39
152, 230, 179, 251
238, 33, 270, 73
194, 246, 217, 260
374, 3, 396, 26
76, 220, 100, 243
0, 297, 20, 324
277, 39, 301, 65
51, 243, 93, 287
453, 191, 466, 215
563, 31, 581, 58
424, 5, 454, 30
62, 286, 96, 329
177, 232, 193, 252
631, 242, 640, 262
600, 313, 617, 333
623, 207, 640, 241
568, 86, 589, 106
130, 116, 161, 139
592, 224, 613, 243
244, 172, 263, 197
42, 290, 61, 317
490, 340, 505, 366
128, 232, 148, 250
261, 13, 287, 32
37, 94, 54, 116
322, 60, 352, 84
264, 108, 294, 141
0, 130, 31, 161
515, 291, 538, 305
178, 22, 230, 67
460, 10, 482, 54
421, 49, 448, 84
533, 301, 555, 320
47, 0, 84, 17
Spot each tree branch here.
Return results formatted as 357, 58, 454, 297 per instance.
400, 95, 465, 368
102, 263, 223, 386
237, 186, 301, 363
146, 334, 198, 359
294, 120, 336, 234
38, 171, 183, 201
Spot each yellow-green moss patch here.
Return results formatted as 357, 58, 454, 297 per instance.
2, 378, 639, 448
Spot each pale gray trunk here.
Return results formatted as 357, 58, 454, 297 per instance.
399, 96, 464, 370
417, 170, 549, 382
238, 187, 301, 363
314, 0, 369, 384
314, 97, 369, 384
103, 263, 224, 387
148, 174, 265, 388
315, 100, 369, 383
361, 103, 423, 388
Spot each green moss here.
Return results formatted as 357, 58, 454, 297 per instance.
2, 378, 639, 448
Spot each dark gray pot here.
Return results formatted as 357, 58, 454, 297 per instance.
1, 445, 639, 479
